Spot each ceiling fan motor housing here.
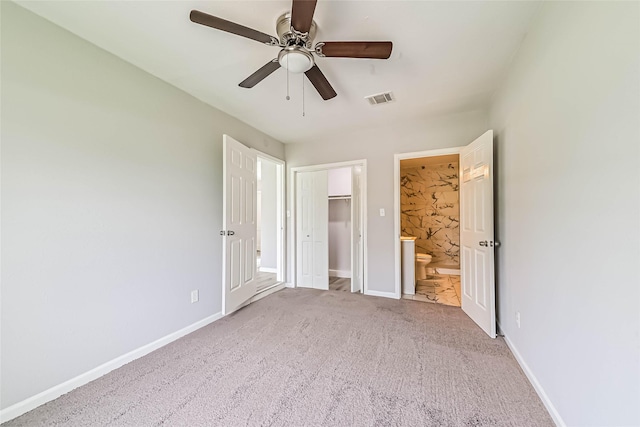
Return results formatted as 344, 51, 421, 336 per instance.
276, 12, 317, 49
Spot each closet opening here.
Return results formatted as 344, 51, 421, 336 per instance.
328, 167, 353, 292
290, 160, 366, 294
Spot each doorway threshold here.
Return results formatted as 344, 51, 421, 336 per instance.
251, 282, 285, 304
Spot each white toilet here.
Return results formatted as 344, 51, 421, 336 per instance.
415, 253, 433, 280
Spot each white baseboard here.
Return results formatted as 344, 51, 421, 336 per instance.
0, 312, 223, 423
329, 269, 351, 278
285, 282, 295, 288
259, 267, 277, 273
499, 324, 565, 427
364, 289, 399, 299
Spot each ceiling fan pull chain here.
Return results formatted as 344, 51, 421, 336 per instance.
286, 55, 290, 101
302, 74, 305, 117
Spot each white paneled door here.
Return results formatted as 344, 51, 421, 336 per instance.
460, 130, 496, 338
222, 135, 257, 315
296, 170, 329, 290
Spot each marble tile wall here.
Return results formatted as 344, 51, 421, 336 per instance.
400, 160, 460, 265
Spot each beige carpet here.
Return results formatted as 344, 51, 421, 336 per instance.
4, 289, 553, 426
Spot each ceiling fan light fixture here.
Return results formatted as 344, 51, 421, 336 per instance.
278, 49, 313, 74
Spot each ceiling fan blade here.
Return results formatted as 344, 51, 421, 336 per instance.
305, 65, 337, 100
190, 10, 278, 45
290, 0, 317, 33
316, 41, 393, 59
239, 60, 281, 88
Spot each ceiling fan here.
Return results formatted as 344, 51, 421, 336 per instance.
190, 0, 393, 101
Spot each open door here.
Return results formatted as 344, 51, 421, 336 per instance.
222, 135, 257, 315
460, 130, 496, 338
296, 170, 329, 290
351, 166, 363, 293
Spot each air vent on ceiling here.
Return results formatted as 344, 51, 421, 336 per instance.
365, 91, 395, 106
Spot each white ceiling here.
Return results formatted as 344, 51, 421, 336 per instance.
16, 1, 540, 144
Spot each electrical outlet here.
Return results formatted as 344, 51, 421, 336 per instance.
191, 290, 199, 303
515, 311, 521, 328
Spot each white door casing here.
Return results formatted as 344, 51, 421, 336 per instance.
222, 135, 257, 315
296, 170, 329, 290
351, 166, 363, 293
276, 162, 285, 283
460, 130, 496, 338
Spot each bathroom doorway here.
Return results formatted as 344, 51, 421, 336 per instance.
393, 131, 498, 338
397, 152, 462, 307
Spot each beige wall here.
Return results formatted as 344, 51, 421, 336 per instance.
490, 2, 639, 425
285, 110, 489, 294
1, 2, 284, 410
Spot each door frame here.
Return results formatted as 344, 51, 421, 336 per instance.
255, 151, 286, 286
393, 147, 463, 299
289, 159, 368, 294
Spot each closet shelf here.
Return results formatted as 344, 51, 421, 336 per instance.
328, 195, 351, 200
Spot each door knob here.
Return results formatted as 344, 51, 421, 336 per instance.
227, 230, 235, 236
479, 240, 488, 247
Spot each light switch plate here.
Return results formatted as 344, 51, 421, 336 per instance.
191, 290, 199, 303
379, 208, 385, 217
